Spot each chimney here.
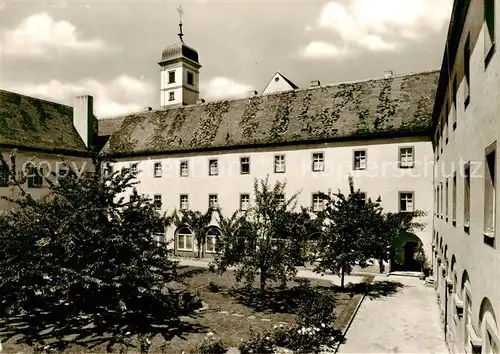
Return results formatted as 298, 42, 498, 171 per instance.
248, 90, 258, 97
383, 70, 393, 78
73, 95, 94, 148
310, 80, 321, 87
197, 98, 206, 104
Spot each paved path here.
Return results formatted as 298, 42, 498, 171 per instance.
337, 275, 448, 354
176, 257, 365, 287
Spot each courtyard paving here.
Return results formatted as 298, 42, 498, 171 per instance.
337, 275, 448, 354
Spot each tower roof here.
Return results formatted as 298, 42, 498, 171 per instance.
160, 42, 199, 65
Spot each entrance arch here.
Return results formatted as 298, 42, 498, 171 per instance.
391, 231, 423, 271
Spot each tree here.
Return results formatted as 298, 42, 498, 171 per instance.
313, 176, 427, 287
313, 177, 384, 288
211, 177, 304, 295
167, 208, 215, 258
0, 152, 196, 350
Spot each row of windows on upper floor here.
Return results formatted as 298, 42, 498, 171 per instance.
434, 140, 496, 248
134, 191, 416, 214
434, 0, 496, 159
0, 164, 67, 189
106, 146, 415, 178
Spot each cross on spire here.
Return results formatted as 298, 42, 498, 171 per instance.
177, 5, 184, 43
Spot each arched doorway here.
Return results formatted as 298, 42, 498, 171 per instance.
205, 227, 221, 256
390, 231, 424, 271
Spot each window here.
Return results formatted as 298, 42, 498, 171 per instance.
104, 163, 113, 176
444, 105, 449, 145
209, 194, 218, 209
488, 330, 499, 354
453, 172, 457, 224
274, 154, 285, 173
445, 178, 449, 220
485, 0, 496, 66
180, 160, 189, 177
464, 294, 472, 349
240, 157, 250, 174
27, 165, 43, 188
169, 92, 175, 101
464, 163, 471, 229
312, 193, 324, 212
177, 227, 193, 251
187, 71, 194, 86
180, 194, 189, 210
209, 159, 218, 176
206, 228, 220, 253
437, 185, 441, 217
452, 76, 458, 129
464, 34, 471, 107
168, 71, 175, 84
353, 150, 367, 170
130, 163, 138, 174
154, 194, 162, 210
0, 165, 8, 187
399, 192, 414, 212
240, 194, 250, 211
399, 147, 414, 168
154, 162, 162, 178
441, 182, 444, 217
312, 152, 324, 172
277, 193, 285, 205
484, 144, 496, 239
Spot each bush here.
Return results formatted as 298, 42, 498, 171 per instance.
296, 284, 336, 327
238, 329, 274, 354
207, 280, 221, 293
195, 333, 226, 354
272, 324, 340, 353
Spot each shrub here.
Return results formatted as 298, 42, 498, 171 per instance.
238, 329, 274, 354
207, 280, 221, 293
195, 333, 226, 354
296, 285, 336, 327
273, 324, 341, 354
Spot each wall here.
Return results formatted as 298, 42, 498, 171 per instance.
433, 0, 500, 352
110, 136, 434, 262
0, 149, 90, 212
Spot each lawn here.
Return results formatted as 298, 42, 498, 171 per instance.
0, 267, 372, 354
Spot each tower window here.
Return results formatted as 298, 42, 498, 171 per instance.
169, 92, 175, 101
187, 71, 194, 86
168, 71, 175, 84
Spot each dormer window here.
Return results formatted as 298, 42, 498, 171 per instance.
168, 71, 175, 84
187, 71, 194, 86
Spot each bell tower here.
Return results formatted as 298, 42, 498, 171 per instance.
159, 6, 201, 108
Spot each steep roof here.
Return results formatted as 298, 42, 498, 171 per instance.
0, 90, 88, 154
102, 70, 440, 157
279, 73, 299, 89
97, 116, 127, 137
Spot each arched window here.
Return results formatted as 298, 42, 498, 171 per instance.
206, 227, 221, 253
177, 227, 193, 251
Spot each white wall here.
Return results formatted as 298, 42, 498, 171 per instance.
112, 137, 434, 258
262, 73, 296, 95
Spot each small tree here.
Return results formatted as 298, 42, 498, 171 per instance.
314, 177, 384, 288
211, 177, 304, 295
167, 208, 215, 258
0, 152, 195, 349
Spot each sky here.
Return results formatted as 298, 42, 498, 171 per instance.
0, 0, 453, 118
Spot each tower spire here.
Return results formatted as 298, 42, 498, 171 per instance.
177, 5, 184, 43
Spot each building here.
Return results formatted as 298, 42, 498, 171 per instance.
262, 72, 299, 95
93, 27, 439, 265
431, 0, 499, 352
0, 90, 95, 211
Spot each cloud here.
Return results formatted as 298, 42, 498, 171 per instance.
1, 75, 155, 117
2, 12, 117, 58
302, 0, 451, 58
302, 41, 350, 59
201, 77, 254, 101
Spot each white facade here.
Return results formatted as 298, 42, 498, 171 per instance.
262, 72, 298, 95
432, 0, 500, 352
160, 60, 200, 108
111, 136, 434, 262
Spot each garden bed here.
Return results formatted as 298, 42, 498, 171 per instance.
0, 267, 369, 353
